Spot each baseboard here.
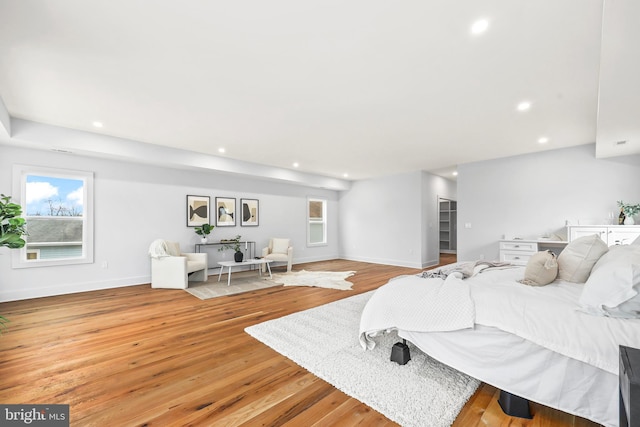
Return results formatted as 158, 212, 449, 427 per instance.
341, 255, 423, 269
0, 275, 150, 302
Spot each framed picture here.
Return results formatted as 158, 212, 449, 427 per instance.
240, 198, 259, 226
186, 195, 210, 227
215, 197, 236, 227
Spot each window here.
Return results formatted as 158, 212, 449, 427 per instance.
307, 198, 327, 246
13, 165, 94, 268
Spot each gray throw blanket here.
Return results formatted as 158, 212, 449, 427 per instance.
420, 260, 513, 279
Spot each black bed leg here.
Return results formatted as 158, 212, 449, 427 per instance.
390, 339, 411, 365
498, 390, 532, 419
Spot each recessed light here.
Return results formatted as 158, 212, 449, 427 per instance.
452, 171, 458, 176
516, 101, 531, 112
293, 162, 299, 168
92, 121, 103, 128
538, 137, 549, 144
470, 19, 489, 35
218, 147, 226, 153
343, 173, 349, 178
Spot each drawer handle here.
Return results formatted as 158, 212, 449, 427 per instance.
514, 256, 520, 259
514, 245, 520, 248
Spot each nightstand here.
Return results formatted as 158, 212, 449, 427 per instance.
620, 345, 639, 427
498, 239, 567, 266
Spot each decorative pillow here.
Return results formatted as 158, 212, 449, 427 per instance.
519, 250, 558, 286
579, 245, 640, 318
271, 238, 290, 255
557, 234, 609, 283
165, 241, 181, 257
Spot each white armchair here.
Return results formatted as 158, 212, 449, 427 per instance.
262, 238, 293, 272
149, 240, 208, 289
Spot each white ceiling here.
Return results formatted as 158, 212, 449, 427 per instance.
0, 0, 637, 182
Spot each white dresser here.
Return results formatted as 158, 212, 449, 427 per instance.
567, 225, 640, 246
499, 239, 568, 266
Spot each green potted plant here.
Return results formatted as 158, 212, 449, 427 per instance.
618, 201, 640, 225
218, 234, 244, 262
1, 194, 27, 249
0, 194, 27, 334
194, 223, 214, 243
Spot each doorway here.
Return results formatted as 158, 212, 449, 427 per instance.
438, 197, 457, 257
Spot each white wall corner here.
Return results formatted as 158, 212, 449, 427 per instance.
0, 96, 11, 137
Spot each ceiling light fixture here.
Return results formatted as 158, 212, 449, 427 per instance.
538, 137, 549, 144
470, 19, 489, 35
293, 162, 299, 168
218, 147, 226, 153
343, 173, 349, 178
92, 121, 103, 128
452, 171, 458, 176
516, 101, 531, 112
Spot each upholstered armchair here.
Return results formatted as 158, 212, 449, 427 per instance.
149, 240, 208, 289
262, 238, 293, 272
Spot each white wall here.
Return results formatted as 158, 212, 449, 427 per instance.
0, 146, 339, 301
338, 170, 455, 268
457, 143, 640, 261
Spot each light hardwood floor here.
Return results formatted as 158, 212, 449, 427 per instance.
0, 257, 601, 426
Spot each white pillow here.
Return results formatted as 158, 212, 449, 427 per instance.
166, 241, 181, 257
271, 238, 290, 255
579, 245, 640, 318
557, 234, 609, 283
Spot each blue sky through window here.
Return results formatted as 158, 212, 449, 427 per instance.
26, 175, 84, 216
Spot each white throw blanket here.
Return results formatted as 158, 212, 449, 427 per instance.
148, 239, 169, 258
359, 272, 475, 350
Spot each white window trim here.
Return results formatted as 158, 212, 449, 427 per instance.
12, 164, 94, 269
307, 197, 327, 247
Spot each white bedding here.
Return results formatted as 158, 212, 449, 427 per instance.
359, 272, 474, 350
360, 267, 640, 374
359, 266, 640, 426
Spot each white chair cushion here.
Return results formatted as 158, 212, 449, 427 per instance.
265, 253, 289, 262
187, 260, 207, 273
272, 238, 290, 255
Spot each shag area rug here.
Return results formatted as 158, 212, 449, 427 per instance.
245, 291, 480, 427
271, 270, 356, 290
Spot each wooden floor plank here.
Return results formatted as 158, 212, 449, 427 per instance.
0, 256, 601, 426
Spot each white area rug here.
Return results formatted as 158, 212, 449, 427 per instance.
185, 273, 280, 300
245, 291, 480, 427
185, 270, 357, 299
271, 270, 356, 290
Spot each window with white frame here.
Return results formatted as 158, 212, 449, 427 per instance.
13, 165, 94, 268
307, 198, 327, 246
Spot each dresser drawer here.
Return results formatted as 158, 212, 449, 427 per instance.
500, 251, 532, 265
499, 241, 537, 252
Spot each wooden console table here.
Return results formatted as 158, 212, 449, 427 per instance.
195, 241, 256, 270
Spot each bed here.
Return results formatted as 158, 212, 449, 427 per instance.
359, 236, 640, 427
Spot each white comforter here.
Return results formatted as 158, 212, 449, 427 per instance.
359, 272, 474, 350
359, 267, 640, 374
